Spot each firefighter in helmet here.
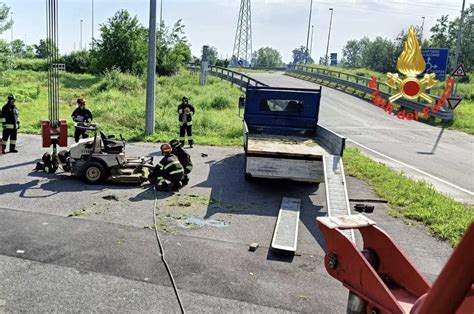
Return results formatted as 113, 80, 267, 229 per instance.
170, 139, 193, 186
149, 143, 185, 191
71, 97, 93, 143
177, 96, 195, 148
1, 94, 20, 154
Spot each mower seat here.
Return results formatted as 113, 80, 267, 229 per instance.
100, 131, 124, 154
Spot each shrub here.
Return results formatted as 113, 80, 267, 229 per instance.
209, 96, 231, 110
12, 58, 48, 71
94, 68, 142, 94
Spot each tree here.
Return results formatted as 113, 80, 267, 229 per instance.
207, 46, 218, 65
34, 39, 58, 59
359, 37, 397, 73
91, 10, 148, 75
10, 39, 25, 57
291, 46, 313, 65
60, 50, 93, 73
341, 40, 361, 68
0, 3, 12, 72
255, 47, 282, 67
155, 19, 192, 75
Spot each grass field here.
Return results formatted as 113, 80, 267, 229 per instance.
0, 69, 244, 145
289, 64, 474, 135
344, 148, 474, 246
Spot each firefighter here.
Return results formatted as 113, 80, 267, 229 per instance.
149, 143, 185, 191
1, 94, 20, 154
177, 96, 195, 148
170, 139, 193, 186
71, 97, 93, 143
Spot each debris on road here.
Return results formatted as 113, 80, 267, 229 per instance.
102, 195, 119, 201
248, 242, 259, 252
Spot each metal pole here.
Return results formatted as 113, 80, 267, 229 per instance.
200, 45, 209, 86
10, 12, 13, 42
420, 16, 425, 40
80, 19, 83, 50
145, 0, 157, 135
325, 8, 334, 66
453, 0, 466, 70
310, 25, 314, 56
305, 0, 313, 64
92, 0, 94, 43
160, 0, 163, 26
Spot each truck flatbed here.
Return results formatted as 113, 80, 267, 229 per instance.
247, 134, 328, 158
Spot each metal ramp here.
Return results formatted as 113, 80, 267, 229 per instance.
323, 155, 355, 242
271, 197, 301, 252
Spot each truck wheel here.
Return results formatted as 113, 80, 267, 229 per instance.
83, 161, 106, 184
244, 173, 253, 182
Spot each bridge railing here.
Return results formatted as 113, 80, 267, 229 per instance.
287, 64, 453, 121
187, 64, 268, 90
187, 63, 453, 121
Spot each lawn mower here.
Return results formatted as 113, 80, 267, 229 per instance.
55, 123, 154, 184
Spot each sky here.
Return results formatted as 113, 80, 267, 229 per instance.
0, 0, 469, 63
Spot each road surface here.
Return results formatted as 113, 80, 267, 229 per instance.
0, 135, 452, 312
250, 72, 474, 204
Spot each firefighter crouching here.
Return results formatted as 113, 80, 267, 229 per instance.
149, 143, 185, 191
1, 94, 20, 154
177, 96, 195, 148
170, 139, 193, 186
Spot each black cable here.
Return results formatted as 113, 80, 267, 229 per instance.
152, 186, 185, 314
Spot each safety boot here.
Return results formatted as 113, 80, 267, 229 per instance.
9, 146, 18, 153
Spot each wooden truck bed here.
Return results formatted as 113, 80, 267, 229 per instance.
247, 134, 329, 158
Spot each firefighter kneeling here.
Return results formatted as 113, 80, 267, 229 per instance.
149, 143, 185, 191
169, 139, 193, 186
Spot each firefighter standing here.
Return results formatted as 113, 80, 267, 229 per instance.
170, 139, 193, 186
177, 96, 195, 148
149, 143, 185, 191
1, 95, 20, 154
72, 97, 93, 143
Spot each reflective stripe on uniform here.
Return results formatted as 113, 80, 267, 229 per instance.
181, 122, 192, 126
186, 165, 193, 171
164, 161, 181, 170
0, 118, 5, 122
3, 124, 15, 129
10, 140, 17, 144
187, 136, 193, 140
157, 163, 164, 168
179, 137, 185, 140
170, 169, 184, 175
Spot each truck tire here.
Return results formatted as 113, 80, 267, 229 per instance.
244, 173, 253, 182
82, 161, 106, 184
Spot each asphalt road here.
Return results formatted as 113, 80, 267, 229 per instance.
0, 135, 453, 312
249, 73, 474, 204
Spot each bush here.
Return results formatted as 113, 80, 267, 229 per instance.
12, 58, 48, 71
94, 68, 142, 94
209, 96, 231, 110
60, 51, 93, 74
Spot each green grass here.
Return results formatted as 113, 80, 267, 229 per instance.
295, 64, 474, 135
0, 68, 244, 145
344, 148, 474, 246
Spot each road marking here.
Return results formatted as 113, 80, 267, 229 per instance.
348, 138, 474, 196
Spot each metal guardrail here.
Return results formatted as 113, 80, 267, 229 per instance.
188, 64, 268, 90
287, 65, 453, 121
188, 63, 453, 121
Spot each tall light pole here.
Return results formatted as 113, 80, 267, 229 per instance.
92, 0, 94, 44
453, 0, 466, 69
420, 16, 425, 40
160, 0, 163, 26
305, 0, 313, 64
145, 0, 157, 135
80, 19, 83, 50
325, 8, 334, 66
310, 25, 314, 57
10, 12, 13, 42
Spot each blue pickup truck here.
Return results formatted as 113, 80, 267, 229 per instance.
242, 86, 346, 183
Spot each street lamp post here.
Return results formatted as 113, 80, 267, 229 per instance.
80, 19, 83, 50
325, 8, 334, 66
92, 0, 94, 43
10, 12, 13, 42
305, 0, 314, 64
145, 0, 157, 135
310, 25, 314, 57
420, 16, 425, 40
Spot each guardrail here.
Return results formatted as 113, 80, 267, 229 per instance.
188, 63, 453, 121
287, 65, 453, 121
188, 64, 268, 90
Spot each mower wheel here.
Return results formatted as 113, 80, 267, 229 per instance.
83, 161, 106, 184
